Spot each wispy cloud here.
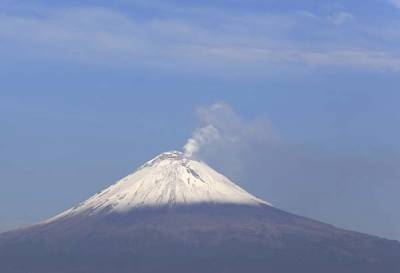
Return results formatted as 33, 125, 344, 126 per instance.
327, 11, 354, 25
388, 0, 400, 8
1, 3, 400, 74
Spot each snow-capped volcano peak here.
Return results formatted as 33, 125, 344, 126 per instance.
140, 150, 185, 165
48, 151, 270, 221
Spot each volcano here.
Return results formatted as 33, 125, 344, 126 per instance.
1, 151, 399, 273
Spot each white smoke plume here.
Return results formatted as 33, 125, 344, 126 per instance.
183, 102, 278, 159
183, 124, 220, 157
183, 102, 400, 241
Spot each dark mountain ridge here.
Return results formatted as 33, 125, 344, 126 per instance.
1, 204, 399, 273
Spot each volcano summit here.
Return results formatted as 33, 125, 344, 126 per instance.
47, 151, 269, 220
0, 151, 399, 273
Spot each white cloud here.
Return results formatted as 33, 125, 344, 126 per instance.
0, 4, 399, 73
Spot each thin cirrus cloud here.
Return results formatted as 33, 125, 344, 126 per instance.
1, 4, 400, 74
389, 0, 400, 8
327, 11, 354, 25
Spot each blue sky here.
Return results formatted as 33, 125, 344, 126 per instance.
1, 0, 400, 240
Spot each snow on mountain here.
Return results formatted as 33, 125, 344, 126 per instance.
47, 151, 270, 222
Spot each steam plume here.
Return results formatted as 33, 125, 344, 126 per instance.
184, 125, 220, 157
183, 102, 277, 158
